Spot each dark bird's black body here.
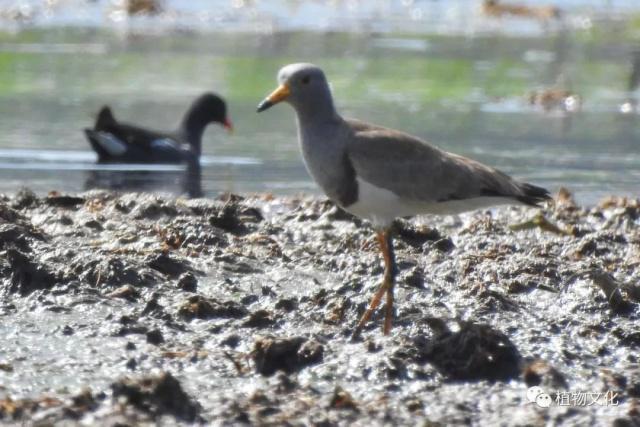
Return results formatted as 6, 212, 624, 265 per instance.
84, 93, 231, 164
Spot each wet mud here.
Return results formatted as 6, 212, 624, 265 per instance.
1, 189, 639, 425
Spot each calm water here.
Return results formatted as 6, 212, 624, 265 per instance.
1, 0, 640, 204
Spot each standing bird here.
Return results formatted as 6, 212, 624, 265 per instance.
257, 63, 550, 338
84, 93, 232, 164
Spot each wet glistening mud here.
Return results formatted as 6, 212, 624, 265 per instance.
1, 189, 639, 425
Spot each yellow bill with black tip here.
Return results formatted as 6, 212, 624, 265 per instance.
257, 84, 290, 112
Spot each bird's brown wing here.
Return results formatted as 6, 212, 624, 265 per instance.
344, 118, 538, 204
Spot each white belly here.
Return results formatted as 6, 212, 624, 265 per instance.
344, 178, 517, 227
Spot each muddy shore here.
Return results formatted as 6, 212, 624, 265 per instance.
1, 189, 639, 426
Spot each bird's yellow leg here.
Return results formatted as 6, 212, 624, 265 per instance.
352, 229, 397, 339
381, 230, 396, 335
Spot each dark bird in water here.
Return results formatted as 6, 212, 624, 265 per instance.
84, 93, 232, 198
84, 93, 232, 164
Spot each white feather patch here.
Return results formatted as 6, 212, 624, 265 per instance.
150, 138, 178, 151
345, 177, 518, 227
94, 132, 127, 156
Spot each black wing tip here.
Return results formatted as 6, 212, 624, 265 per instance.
517, 183, 552, 207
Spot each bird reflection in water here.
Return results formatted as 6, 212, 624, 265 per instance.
82, 93, 232, 198
84, 157, 204, 198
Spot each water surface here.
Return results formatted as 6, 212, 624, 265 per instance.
1, 1, 640, 204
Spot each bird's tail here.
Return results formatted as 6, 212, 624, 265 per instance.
95, 106, 116, 130
517, 183, 552, 207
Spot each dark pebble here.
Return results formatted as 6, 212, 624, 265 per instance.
177, 272, 198, 292
252, 336, 324, 376
84, 219, 103, 231
243, 310, 274, 328
220, 334, 241, 348
146, 329, 164, 345
433, 237, 455, 252
126, 358, 137, 370
274, 298, 297, 312
241, 294, 259, 305
147, 253, 192, 278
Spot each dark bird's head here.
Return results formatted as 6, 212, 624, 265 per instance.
186, 93, 233, 132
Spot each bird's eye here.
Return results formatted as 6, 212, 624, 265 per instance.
301, 75, 311, 85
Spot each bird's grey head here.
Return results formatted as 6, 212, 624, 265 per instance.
257, 63, 333, 114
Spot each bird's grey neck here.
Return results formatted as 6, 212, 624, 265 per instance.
292, 101, 356, 209
293, 91, 343, 144
291, 91, 338, 124
295, 108, 340, 129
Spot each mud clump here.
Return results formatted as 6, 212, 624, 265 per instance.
0, 201, 45, 252
106, 284, 141, 301
176, 272, 198, 292
0, 389, 101, 423
208, 201, 263, 235
394, 220, 441, 247
0, 223, 37, 252
147, 253, 194, 278
131, 198, 178, 219
0, 202, 26, 224
177, 295, 248, 320
243, 309, 275, 328
0, 395, 62, 422
413, 320, 521, 382
523, 359, 568, 390
252, 336, 324, 376
111, 372, 202, 422
80, 256, 159, 289
590, 270, 639, 315
3, 248, 61, 295
45, 194, 85, 208
9, 188, 38, 210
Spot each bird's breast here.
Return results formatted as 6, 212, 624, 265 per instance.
298, 127, 358, 208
